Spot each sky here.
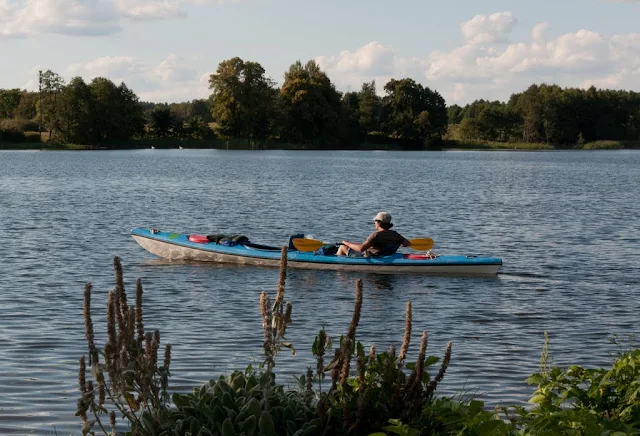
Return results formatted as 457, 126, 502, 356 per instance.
0, 0, 639, 105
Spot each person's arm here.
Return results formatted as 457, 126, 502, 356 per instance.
401, 237, 411, 247
343, 234, 375, 253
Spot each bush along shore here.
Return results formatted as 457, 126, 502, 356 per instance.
77, 252, 640, 435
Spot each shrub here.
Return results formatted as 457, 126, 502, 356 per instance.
77, 253, 640, 435
78, 257, 172, 435
24, 132, 42, 143
0, 118, 40, 132
507, 332, 640, 434
78, 250, 460, 435
0, 128, 25, 142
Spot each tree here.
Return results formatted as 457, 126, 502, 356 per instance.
0, 89, 22, 119
185, 116, 213, 139
458, 117, 483, 141
38, 70, 65, 139
473, 106, 521, 142
340, 91, 363, 146
150, 105, 177, 138
52, 77, 95, 144
358, 81, 382, 136
89, 78, 145, 142
511, 85, 543, 143
447, 104, 464, 124
279, 60, 342, 146
189, 99, 213, 122
113, 82, 145, 140
14, 91, 38, 120
209, 57, 276, 140
382, 78, 448, 145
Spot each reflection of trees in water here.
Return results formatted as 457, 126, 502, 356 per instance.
367, 274, 396, 292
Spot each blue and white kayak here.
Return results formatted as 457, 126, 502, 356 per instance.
131, 228, 502, 275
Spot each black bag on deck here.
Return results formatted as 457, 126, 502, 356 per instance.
206, 234, 249, 246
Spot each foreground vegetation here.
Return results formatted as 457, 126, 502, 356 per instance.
77, 253, 640, 435
1, 57, 639, 150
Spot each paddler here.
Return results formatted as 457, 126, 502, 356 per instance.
336, 212, 411, 257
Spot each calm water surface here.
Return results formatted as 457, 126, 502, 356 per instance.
0, 149, 639, 434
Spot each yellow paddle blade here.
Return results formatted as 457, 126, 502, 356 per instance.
292, 238, 326, 252
409, 238, 434, 251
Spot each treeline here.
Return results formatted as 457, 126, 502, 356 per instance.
206, 58, 447, 147
2, 61, 639, 148
449, 84, 640, 145
0, 59, 448, 147
139, 100, 214, 140
0, 72, 145, 144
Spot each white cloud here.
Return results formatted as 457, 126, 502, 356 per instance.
316, 41, 395, 75
0, 0, 234, 37
57, 54, 210, 102
154, 53, 198, 82
315, 12, 640, 104
461, 11, 517, 45
137, 72, 211, 102
67, 56, 146, 81
114, 0, 185, 20
0, 0, 121, 37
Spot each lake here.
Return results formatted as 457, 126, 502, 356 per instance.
1, 149, 639, 434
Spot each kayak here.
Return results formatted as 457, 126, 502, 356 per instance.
130, 227, 503, 276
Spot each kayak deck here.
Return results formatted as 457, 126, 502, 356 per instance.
130, 227, 503, 275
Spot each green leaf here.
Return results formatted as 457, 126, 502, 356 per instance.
424, 356, 440, 367
213, 382, 224, 398
245, 397, 262, 419
283, 406, 294, 423
529, 394, 546, 404
213, 405, 226, 423
286, 420, 298, 435
357, 341, 364, 358
246, 374, 258, 392
173, 393, 191, 408
221, 417, 236, 436
241, 415, 257, 436
302, 425, 318, 436
475, 420, 504, 435
259, 411, 276, 436
190, 417, 201, 436
222, 392, 234, 409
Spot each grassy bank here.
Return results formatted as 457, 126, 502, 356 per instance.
3, 138, 640, 151
440, 139, 640, 150
439, 139, 554, 150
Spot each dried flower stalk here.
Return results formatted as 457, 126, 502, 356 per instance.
398, 301, 412, 364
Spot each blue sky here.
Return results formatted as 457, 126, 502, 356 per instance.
1, 0, 638, 104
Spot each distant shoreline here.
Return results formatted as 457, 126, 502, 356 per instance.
1, 139, 639, 151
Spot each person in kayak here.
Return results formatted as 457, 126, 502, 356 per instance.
336, 212, 411, 257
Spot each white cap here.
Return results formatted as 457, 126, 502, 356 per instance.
373, 212, 392, 224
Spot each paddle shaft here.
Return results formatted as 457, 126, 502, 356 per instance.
292, 237, 433, 252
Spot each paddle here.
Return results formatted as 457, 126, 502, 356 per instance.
292, 237, 434, 253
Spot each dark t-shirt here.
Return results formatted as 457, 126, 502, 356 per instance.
364, 230, 409, 256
